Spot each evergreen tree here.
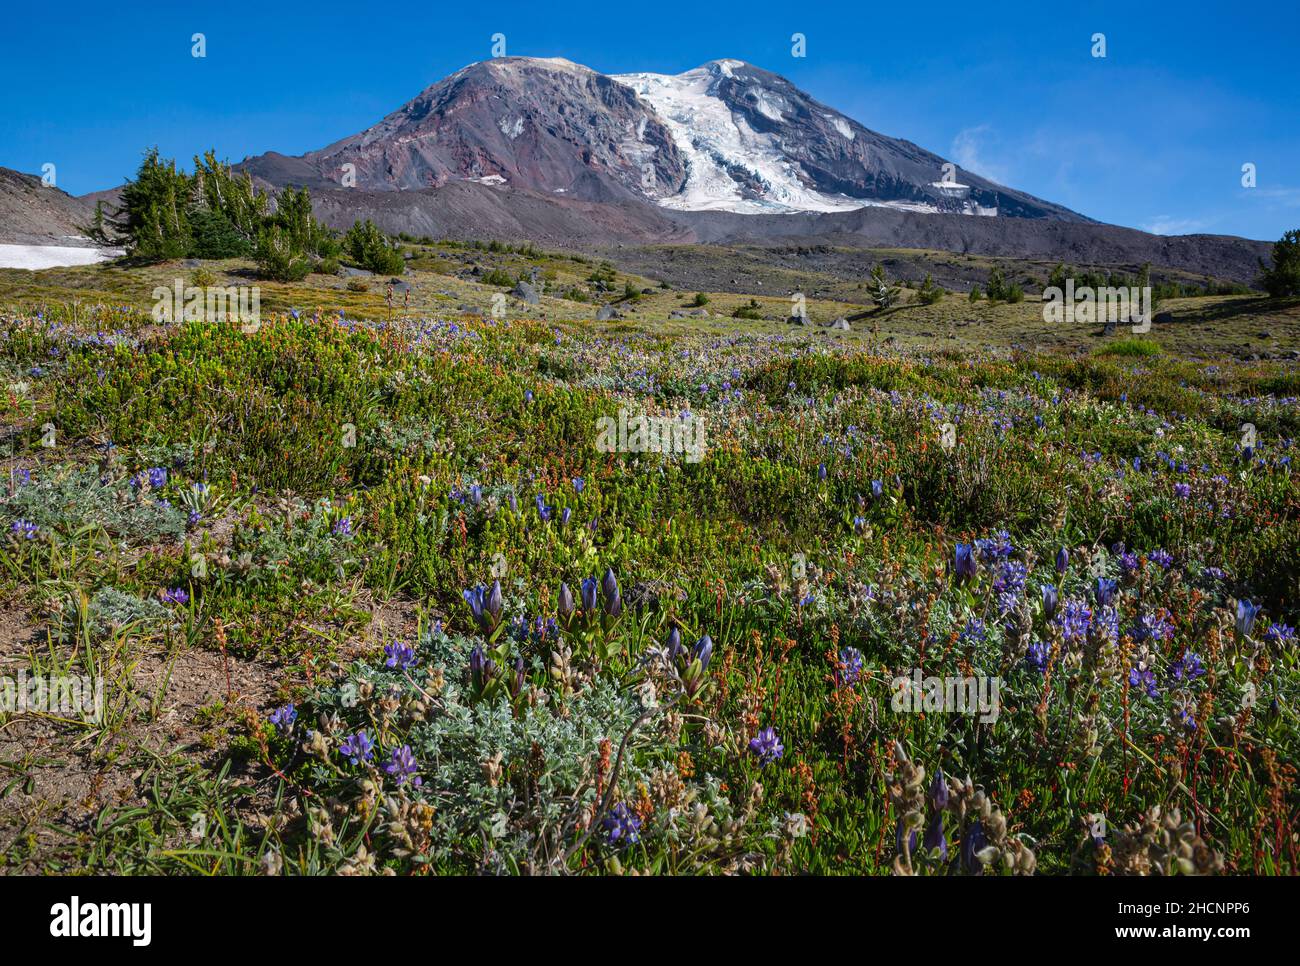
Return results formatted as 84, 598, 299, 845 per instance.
1259, 230, 1300, 297
111, 147, 193, 261
868, 264, 900, 309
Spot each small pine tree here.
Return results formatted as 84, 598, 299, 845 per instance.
1259, 230, 1300, 296
868, 264, 900, 309
985, 267, 1008, 302
916, 274, 944, 305
969, 285, 983, 302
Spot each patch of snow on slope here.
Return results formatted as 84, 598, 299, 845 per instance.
614, 66, 868, 214
827, 114, 854, 140
0, 245, 120, 270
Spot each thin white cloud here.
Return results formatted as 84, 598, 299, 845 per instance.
1141, 215, 1210, 236
950, 125, 1009, 186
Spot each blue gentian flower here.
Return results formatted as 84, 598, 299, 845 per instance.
1236, 599, 1262, 638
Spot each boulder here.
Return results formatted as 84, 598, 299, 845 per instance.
512, 280, 541, 305
596, 304, 622, 321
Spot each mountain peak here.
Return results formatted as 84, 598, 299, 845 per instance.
240, 55, 1087, 221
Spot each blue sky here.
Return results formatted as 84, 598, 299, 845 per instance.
2, 0, 1296, 240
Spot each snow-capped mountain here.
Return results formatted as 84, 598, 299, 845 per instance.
617, 59, 983, 216
240, 56, 1086, 222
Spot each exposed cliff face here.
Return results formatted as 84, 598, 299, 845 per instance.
244, 58, 688, 203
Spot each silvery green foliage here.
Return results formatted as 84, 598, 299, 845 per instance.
87, 587, 170, 636
315, 625, 658, 869
2, 465, 187, 541
50, 587, 171, 643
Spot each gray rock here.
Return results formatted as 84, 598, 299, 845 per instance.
596, 304, 622, 321
786, 314, 810, 325
512, 280, 541, 304
831, 318, 851, 331
342, 266, 373, 277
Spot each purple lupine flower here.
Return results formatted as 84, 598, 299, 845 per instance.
1054, 599, 1093, 643
384, 745, 421, 786
339, 730, 375, 765
871, 479, 884, 499
1149, 549, 1174, 570
1264, 623, 1296, 645
1170, 652, 1206, 682
160, 587, 189, 605
572, 477, 585, 494
147, 467, 168, 489
1128, 666, 1160, 699
837, 646, 863, 686
1094, 578, 1118, 607
602, 802, 642, 846
993, 560, 1028, 611
748, 726, 784, 765
10, 519, 38, 540
1132, 612, 1176, 644
957, 620, 987, 649
331, 516, 353, 536
1174, 483, 1191, 500
384, 641, 417, 670
975, 530, 1014, 561
1026, 640, 1050, 671
268, 703, 297, 734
